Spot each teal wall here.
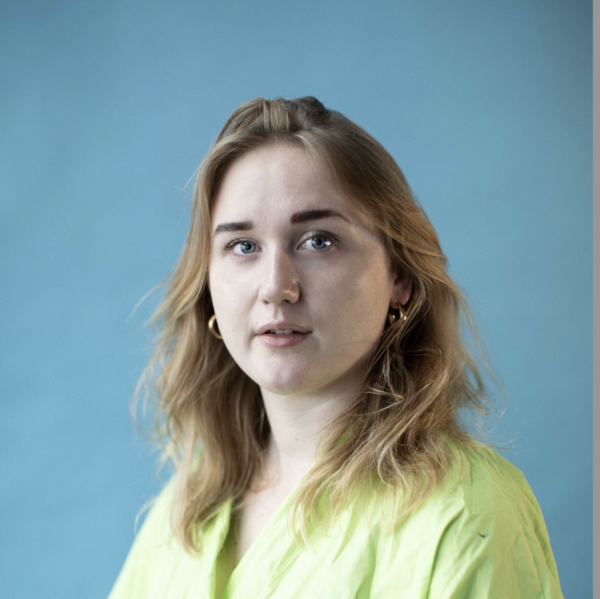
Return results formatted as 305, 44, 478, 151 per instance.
0, 1, 591, 597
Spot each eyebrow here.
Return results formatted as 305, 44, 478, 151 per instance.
213, 209, 351, 237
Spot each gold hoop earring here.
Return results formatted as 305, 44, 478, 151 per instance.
388, 306, 408, 327
208, 314, 223, 339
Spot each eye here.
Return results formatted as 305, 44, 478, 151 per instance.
299, 232, 336, 251
226, 239, 258, 255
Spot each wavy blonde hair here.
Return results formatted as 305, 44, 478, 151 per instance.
136, 96, 492, 551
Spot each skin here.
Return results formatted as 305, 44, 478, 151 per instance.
208, 143, 411, 576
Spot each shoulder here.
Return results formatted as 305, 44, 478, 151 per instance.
107, 483, 188, 599
367, 443, 564, 598
374, 443, 546, 540
441, 443, 547, 531
109, 480, 233, 599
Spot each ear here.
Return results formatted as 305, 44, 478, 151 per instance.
390, 272, 412, 309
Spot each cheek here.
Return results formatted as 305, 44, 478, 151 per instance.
312, 262, 390, 344
208, 268, 248, 329
209, 273, 263, 375
210, 259, 244, 295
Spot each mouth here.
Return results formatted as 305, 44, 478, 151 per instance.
256, 322, 310, 336
262, 329, 306, 335
257, 330, 311, 348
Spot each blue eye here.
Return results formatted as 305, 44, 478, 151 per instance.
230, 240, 257, 255
302, 235, 333, 250
224, 231, 337, 256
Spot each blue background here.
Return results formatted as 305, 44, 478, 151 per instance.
0, 1, 591, 597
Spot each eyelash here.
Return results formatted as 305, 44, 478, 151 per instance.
224, 231, 338, 255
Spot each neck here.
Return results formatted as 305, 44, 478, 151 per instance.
258, 372, 364, 490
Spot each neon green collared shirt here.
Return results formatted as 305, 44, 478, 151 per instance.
108, 445, 564, 598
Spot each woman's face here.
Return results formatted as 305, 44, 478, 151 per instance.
208, 144, 411, 399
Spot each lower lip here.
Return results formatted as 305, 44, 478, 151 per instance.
257, 332, 311, 348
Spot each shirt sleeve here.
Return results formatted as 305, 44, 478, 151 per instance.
107, 486, 176, 599
425, 490, 564, 598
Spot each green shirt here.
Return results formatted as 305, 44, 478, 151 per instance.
108, 445, 564, 598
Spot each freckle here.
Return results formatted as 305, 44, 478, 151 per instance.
478, 533, 487, 538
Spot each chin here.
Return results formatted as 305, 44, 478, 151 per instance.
257, 375, 313, 396
250, 362, 320, 396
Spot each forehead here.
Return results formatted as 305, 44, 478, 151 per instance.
211, 144, 373, 230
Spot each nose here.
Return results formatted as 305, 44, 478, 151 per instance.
258, 248, 300, 305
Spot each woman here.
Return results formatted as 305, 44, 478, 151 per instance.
109, 97, 564, 598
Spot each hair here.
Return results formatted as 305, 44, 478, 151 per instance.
135, 96, 493, 551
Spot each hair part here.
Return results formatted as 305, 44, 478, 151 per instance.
134, 96, 495, 551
